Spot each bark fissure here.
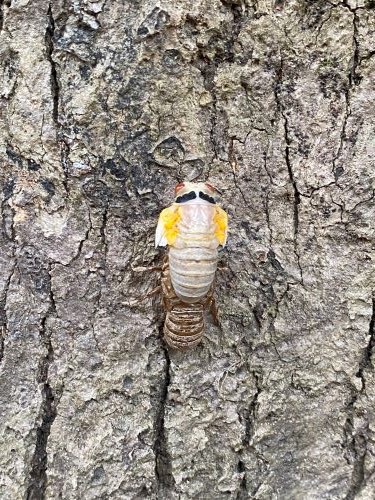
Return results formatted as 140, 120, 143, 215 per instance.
1, 202, 15, 242
360, 49, 375, 64
262, 148, 275, 186
282, 114, 300, 238
45, 4, 59, 124
270, 283, 302, 363
331, 1, 360, 183
228, 137, 248, 207
333, 89, 351, 181
26, 271, 58, 500
245, 372, 262, 447
274, 62, 303, 283
342, 0, 361, 86
0, 169, 16, 364
0, 0, 4, 33
282, 113, 303, 283
60, 209, 92, 267
262, 148, 275, 245
60, 139, 70, 194
153, 343, 174, 497
264, 191, 273, 245
356, 297, 375, 390
315, 7, 333, 42
343, 400, 368, 500
91, 209, 108, 343
0, 326, 4, 364
0, 261, 16, 365
236, 371, 262, 499
0, 0, 10, 32
100, 207, 108, 265
350, 11, 360, 86
1, 178, 16, 242
343, 297, 375, 499
236, 459, 248, 500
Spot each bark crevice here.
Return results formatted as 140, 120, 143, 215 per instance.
153, 343, 175, 497
26, 271, 58, 500
0, 0, 10, 32
282, 112, 302, 283
356, 297, 375, 391
343, 297, 375, 499
343, 400, 368, 500
45, 4, 59, 125
0, 0, 4, 33
0, 262, 16, 365
333, 89, 351, 181
100, 206, 108, 266
342, 0, 361, 86
274, 62, 303, 283
228, 137, 248, 207
236, 371, 263, 499
60, 208, 92, 267
236, 459, 247, 500
1, 178, 16, 242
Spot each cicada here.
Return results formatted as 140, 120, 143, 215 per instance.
155, 182, 228, 349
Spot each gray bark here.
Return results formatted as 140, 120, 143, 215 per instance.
0, 0, 374, 499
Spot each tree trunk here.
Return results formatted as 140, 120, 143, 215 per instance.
1, 1, 374, 498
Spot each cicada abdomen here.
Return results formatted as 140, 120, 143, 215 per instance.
155, 182, 228, 349
160, 260, 213, 349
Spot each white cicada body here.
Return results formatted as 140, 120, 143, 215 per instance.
155, 182, 228, 349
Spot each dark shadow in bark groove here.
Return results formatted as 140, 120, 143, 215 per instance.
45, 4, 59, 124
153, 326, 175, 498
26, 280, 57, 500
0, 325, 4, 364
0, 0, 4, 33
236, 459, 248, 500
344, 298, 375, 500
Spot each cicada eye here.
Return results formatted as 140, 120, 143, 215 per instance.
175, 182, 185, 194
205, 183, 223, 195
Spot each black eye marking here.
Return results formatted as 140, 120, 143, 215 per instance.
199, 191, 216, 204
175, 191, 197, 203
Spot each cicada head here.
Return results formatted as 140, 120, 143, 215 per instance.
173, 181, 221, 205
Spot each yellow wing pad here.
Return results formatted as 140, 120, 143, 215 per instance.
155, 205, 181, 247
214, 206, 228, 246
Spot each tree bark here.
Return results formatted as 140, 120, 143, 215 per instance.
1, 1, 374, 499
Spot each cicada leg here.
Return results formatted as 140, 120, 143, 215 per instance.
138, 285, 162, 301
209, 296, 221, 327
120, 284, 162, 308
131, 265, 163, 273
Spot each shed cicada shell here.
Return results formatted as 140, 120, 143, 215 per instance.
155, 182, 228, 349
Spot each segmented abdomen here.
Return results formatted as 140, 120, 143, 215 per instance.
169, 245, 218, 303
164, 304, 205, 349
161, 262, 213, 349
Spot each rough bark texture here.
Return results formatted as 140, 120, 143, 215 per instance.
0, 1, 374, 499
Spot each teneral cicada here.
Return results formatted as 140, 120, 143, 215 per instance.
155, 182, 228, 349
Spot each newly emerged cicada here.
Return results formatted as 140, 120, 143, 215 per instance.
155, 182, 228, 349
